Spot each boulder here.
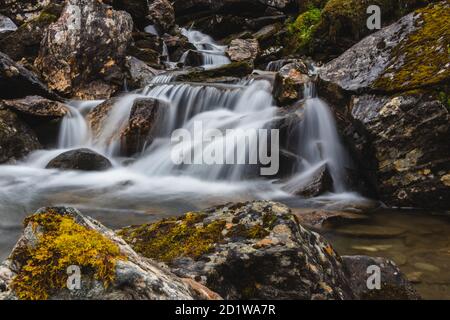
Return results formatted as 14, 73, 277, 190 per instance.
125, 56, 161, 89
88, 97, 166, 156
162, 33, 196, 62
284, 164, 334, 197
226, 38, 260, 63
319, 2, 449, 93
0, 107, 41, 163
46, 148, 113, 171
119, 201, 355, 300
0, 207, 213, 300
273, 60, 310, 106
349, 93, 450, 209
147, 0, 175, 33
342, 256, 420, 300
0, 96, 68, 120
0, 0, 64, 25
35, 0, 134, 99
310, 0, 440, 60
181, 50, 204, 68
121, 98, 167, 156
0, 3, 63, 62
0, 14, 17, 38
316, 2, 450, 209
0, 52, 58, 100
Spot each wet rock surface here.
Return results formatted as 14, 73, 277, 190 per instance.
273, 60, 310, 106
0, 52, 58, 100
119, 201, 355, 300
46, 148, 113, 171
35, 0, 134, 99
349, 93, 450, 209
0, 96, 67, 120
88, 97, 167, 157
0, 3, 63, 62
0, 107, 41, 163
226, 38, 260, 63
343, 255, 420, 300
0, 207, 211, 300
317, 2, 450, 209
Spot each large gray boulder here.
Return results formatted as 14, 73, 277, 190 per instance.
317, 2, 450, 209
35, 0, 134, 99
319, 2, 449, 94
0, 207, 217, 300
119, 201, 355, 300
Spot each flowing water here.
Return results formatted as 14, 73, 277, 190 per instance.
0, 29, 448, 299
180, 28, 231, 69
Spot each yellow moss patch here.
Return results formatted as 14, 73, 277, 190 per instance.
118, 212, 226, 264
374, 2, 450, 92
11, 212, 125, 300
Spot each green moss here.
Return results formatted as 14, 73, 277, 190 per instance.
118, 212, 227, 264
11, 211, 125, 300
374, 2, 450, 92
285, 6, 322, 54
438, 89, 450, 110
229, 223, 270, 239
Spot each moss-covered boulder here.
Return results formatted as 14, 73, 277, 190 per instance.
0, 207, 215, 300
289, 0, 440, 60
119, 201, 420, 300
319, 1, 449, 93
119, 201, 355, 300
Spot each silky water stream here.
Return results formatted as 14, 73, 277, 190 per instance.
0, 29, 448, 299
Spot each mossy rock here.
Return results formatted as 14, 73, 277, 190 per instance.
373, 2, 450, 92
306, 0, 440, 59
10, 210, 125, 300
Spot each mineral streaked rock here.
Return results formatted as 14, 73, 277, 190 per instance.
35, 0, 134, 99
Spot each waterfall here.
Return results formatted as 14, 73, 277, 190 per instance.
286, 82, 351, 193
180, 28, 230, 69
58, 104, 92, 149
0, 27, 368, 254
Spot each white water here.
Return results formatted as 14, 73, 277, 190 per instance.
180, 28, 230, 69
0, 15, 17, 33
0, 30, 370, 260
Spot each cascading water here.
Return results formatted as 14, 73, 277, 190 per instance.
284, 82, 351, 194
0, 29, 368, 261
180, 28, 230, 69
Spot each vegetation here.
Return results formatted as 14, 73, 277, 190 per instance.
285, 6, 322, 54
374, 2, 450, 92
11, 211, 125, 300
